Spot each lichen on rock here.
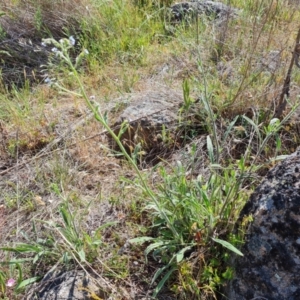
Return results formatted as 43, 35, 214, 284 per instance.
225, 149, 300, 300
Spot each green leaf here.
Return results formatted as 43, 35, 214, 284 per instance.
78, 249, 86, 262
1, 244, 41, 253
145, 241, 167, 257
129, 236, 155, 244
118, 121, 129, 138
176, 246, 194, 263
91, 240, 102, 246
276, 136, 281, 150
153, 266, 177, 297
0, 258, 33, 264
268, 118, 280, 131
62, 252, 71, 263
60, 205, 71, 227
94, 221, 117, 235
32, 220, 38, 240
33, 251, 45, 264
151, 265, 168, 285
182, 79, 193, 109
207, 135, 214, 163
212, 238, 243, 256
15, 263, 23, 284
16, 276, 40, 290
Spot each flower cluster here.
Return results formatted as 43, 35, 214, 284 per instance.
41, 35, 88, 56
40, 36, 89, 86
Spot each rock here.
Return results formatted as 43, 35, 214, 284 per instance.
109, 86, 183, 164
225, 149, 300, 299
170, 0, 239, 24
24, 270, 107, 300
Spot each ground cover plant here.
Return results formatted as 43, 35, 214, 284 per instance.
1, 0, 300, 299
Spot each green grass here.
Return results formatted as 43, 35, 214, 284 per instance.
79, 0, 166, 65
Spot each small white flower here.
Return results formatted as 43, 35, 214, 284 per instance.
84, 49, 89, 55
41, 42, 46, 47
69, 36, 75, 46
44, 77, 51, 84
51, 47, 58, 53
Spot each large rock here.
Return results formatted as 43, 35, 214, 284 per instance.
170, 0, 239, 24
225, 149, 300, 299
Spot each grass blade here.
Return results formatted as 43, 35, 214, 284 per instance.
16, 276, 40, 290
212, 238, 243, 256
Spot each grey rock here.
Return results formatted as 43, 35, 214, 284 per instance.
24, 270, 105, 300
109, 86, 183, 163
170, 0, 239, 24
225, 149, 300, 299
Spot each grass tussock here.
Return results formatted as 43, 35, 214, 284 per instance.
1, 0, 300, 299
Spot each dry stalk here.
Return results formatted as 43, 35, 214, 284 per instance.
274, 27, 300, 118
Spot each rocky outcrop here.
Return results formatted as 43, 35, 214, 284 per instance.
170, 0, 239, 24
225, 149, 300, 299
